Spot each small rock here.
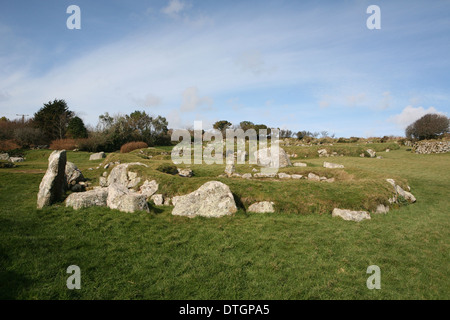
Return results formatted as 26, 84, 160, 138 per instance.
178, 168, 193, 178
332, 208, 371, 222
278, 173, 291, 179
307, 173, 320, 181
248, 201, 275, 213
89, 152, 106, 160
293, 162, 307, 167
151, 194, 164, 206
323, 162, 344, 169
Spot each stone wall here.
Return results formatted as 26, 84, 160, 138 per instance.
412, 140, 450, 154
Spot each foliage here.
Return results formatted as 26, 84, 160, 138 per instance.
49, 139, 78, 150
33, 99, 74, 142
406, 113, 449, 140
66, 116, 88, 139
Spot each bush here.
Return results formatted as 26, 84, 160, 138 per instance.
120, 141, 148, 153
156, 163, 178, 175
0, 140, 21, 152
13, 127, 46, 147
50, 139, 78, 150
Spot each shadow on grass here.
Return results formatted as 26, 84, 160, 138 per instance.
0, 248, 33, 300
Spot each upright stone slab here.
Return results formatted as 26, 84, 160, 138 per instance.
37, 150, 67, 209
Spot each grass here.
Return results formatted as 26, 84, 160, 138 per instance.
0, 144, 448, 299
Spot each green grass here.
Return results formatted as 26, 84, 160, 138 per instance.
0, 145, 448, 299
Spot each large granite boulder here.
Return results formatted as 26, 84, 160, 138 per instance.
37, 150, 67, 209
172, 181, 237, 218
107, 183, 149, 213
332, 208, 371, 222
254, 147, 292, 168
106, 162, 148, 188
65, 188, 108, 210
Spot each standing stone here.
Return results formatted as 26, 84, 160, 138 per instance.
37, 150, 67, 209
332, 208, 371, 222
172, 181, 237, 218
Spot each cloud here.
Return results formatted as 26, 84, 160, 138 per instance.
346, 93, 366, 107
234, 50, 274, 76
379, 91, 392, 110
132, 94, 161, 108
180, 87, 213, 112
161, 0, 189, 19
389, 105, 446, 128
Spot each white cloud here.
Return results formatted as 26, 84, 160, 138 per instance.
161, 0, 189, 19
180, 87, 213, 112
389, 105, 446, 128
132, 93, 161, 108
234, 50, 275, 76
379, 91, 392, 110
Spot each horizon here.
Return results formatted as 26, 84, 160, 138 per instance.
1, 0, 449, 137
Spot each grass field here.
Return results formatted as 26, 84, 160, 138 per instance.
0, 144, 449, 299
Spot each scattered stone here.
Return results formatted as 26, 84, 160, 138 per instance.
65, 162, 85, 187
386, 149, 390, 152
375, 204, 389, 214
248, 201, 275, 213
293, 162, 307, 167
65, 188, 109, 210
325, 178, 335, 183
163, 197, 172, 206
0, 153, 10, 161
386, 179, 416, 203
278, 173, 291, 179
242, 173, 252, 179
225, 163, 235, 177
291, 174, 303, 179
318, 149, 328, 157
89, 152, 106, 160
9, 157, 24, 163
104, 163, 110, 169
139, 180, 159, 199
323, 162, 344, 169
360, 153, 365, 158
332, 208, 371, 222
366, 149, 376, 158
172, 181, 237, 218
127, 171, 141, 188
254, 172, 277, 178
307, 173, 321, 181
151, 194, 164, 206
37, 150, 67, 209
178, 168, 193, 177
255, 147, 292, 168
252, 168, 258, 173
377, 156, 383, 159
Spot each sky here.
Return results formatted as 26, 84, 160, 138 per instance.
0, 0, 449, 137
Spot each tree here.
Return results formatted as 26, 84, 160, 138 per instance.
405, 113, 449, 140
67, 116, 88, 139
213, 120, 232, 134
34, 99, 74, 142
239, 121, 255, 131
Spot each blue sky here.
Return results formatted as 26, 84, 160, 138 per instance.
1, 0, 449, 137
